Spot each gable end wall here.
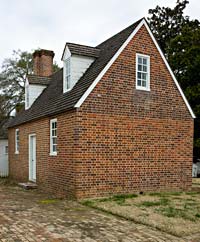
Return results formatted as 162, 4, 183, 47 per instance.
75, 25, 194, 198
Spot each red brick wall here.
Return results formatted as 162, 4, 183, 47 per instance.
74, 25, 194, 198
9, 111, 77, 198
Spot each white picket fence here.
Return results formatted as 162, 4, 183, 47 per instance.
0, 140, 9, 177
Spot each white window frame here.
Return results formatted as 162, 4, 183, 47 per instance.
136, 53, 150, 91
15, 129, 19, 154
63, 58, 71, 93
50, 118, 57, 156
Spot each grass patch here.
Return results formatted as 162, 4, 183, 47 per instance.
148, 191, 182, 197
139, 198, 169, 207
112, 194, 138, 205
185, 191, 199, 195
81, 200, 95, 207
195, 213, 200, 218
39, 199, 59, 204
158, 207, 181, 218
184, 201, 198, 208
149, 192, 164, 196
157, 206, 196, 221
185, 198, 195, 201
96, 194, 138, 205
166, 191, 182, 196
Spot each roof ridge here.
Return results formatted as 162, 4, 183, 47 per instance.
65, 42, 100, 50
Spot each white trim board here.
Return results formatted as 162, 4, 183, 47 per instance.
74, 19, 195, 119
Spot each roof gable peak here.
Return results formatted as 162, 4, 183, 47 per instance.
74, 18, 195, 119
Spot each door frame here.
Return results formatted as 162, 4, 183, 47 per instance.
29, 134, 36, 182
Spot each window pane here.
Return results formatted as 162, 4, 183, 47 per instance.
52, 129, 56, 137
138, 64, 142, 71
66, 76, 70, 89
65, 58, 71, 90
138, 57, 142, 64
142, 73, 147, 80
143, 58, 147, 65
52, 137, 57, 145
143, 65, 147, 72
137, 79, 141, 86
137, 72, 141, 79
52, 123, 54, 129
142, 80, 146, 87
15, 130, 19, 152
53, 144, 57, 152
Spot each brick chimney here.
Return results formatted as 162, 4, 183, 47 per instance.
33, 49, 55, 77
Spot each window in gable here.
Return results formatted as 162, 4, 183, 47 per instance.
15, 129, 19, 154
136, 54, 150, 91
63, 58, 71, 92
50, 119, 57, 156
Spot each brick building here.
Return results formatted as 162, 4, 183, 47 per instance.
8, 18, 195, 199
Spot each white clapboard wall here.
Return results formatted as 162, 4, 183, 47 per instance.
0, 139, 9, 177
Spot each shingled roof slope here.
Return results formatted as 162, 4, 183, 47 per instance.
62, 43, 100, 59
9, 18, 142, 128
28, 75, 52, 85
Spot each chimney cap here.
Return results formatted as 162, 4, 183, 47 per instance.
33, 49, 55, 58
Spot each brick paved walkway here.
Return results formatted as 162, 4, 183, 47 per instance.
0, 182, 199, 242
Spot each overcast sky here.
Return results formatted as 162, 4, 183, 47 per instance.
0, 0, 199, 68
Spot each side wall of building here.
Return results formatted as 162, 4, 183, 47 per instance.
8, 111, 78, 198
74, 25, 194, 198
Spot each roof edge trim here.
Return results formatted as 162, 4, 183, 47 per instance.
143, 20, 195, 119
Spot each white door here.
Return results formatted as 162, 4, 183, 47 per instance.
29, 134, 36, 182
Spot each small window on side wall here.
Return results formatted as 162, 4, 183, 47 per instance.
15, 129, 19, 154
50, 119, 57, 156
136, 53, 150, 91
